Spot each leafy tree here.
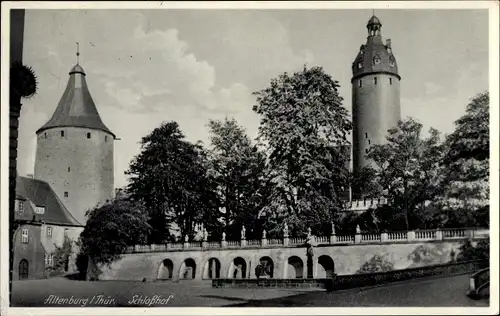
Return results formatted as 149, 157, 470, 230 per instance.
207, 117, 267, 240
363, 118, 445, 231
456, 239, 489, 261
252, 65, 352, 237
45, 235, 73, 277
79, 198, 151, 267
432, 92, 489, 228
126, 121, 218, 243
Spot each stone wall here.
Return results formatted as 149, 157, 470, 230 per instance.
92, 232, 488, 282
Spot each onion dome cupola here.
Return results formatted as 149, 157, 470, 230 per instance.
351, 14, 400, 80
36, 45, 114, 138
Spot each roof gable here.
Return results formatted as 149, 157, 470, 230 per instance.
15, 176, 83, 227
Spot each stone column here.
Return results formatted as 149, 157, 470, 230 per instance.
380, 232, 388, 242
261, 230, 267, 246
407, 231, 415, 242
221, 232, 227, 248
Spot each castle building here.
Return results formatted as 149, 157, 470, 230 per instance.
351, 15, 401, 199
34, 60, 115, 225
13, 175, 84, 280
13, 54, 115, 279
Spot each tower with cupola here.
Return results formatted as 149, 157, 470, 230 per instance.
34, 46, 115, 224
351, 14, 401, 199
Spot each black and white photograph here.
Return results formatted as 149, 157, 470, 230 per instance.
1, 1, 498, 315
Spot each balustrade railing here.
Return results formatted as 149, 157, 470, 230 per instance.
127, 228, 488, 253
388, 231, 407, 241
362, 234, 381, 242
415, 230, 436, 240
336, 235, 355, 243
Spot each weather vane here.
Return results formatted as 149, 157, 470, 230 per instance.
76, 42, 80, 64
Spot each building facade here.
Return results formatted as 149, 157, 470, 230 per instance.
13, 176, 84, 280
34, 63, 115, 225
351, 15, 402, 198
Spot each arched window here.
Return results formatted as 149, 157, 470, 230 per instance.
19, 259, 29, 280
86, 132, 91, 139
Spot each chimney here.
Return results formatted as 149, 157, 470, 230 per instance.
26, 174, 33, 179
386, 39, 392, 49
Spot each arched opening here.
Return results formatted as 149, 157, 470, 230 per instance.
317, 255, 335, 278
256, 256, 274, 279
203, 258, 221, 279
19, 259, 29, 280
229, 257, 247, 279
287, 256, 304, 279
180, 258, 196, 280
158, 259, 174, 280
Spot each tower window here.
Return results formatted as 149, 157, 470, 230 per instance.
105, 136, 108, 142
68, 166, 71, 172
359, 80, 362, 88
47, 226, 52, 238
64, 192, 69, 198
61, 131, 65, 137
374, 77, 377, 85
368, 140, 371, 145
365, 132, 368, 139
44, 133, 47, 139
87, 132, 91, 139
389, 78, 393, 85
365, 149, 369, 154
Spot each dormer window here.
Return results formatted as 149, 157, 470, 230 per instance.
16, 200, 24, 214
357, 62, 363, 69
389, 56, 395, 67
373, 55, 381, 65
34, 206, 46, 215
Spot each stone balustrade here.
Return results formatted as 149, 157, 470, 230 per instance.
125, 227, 489, 254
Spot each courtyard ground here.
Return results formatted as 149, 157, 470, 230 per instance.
11, 274, 489, 307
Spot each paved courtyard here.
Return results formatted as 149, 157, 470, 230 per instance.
11, 274, 489, 307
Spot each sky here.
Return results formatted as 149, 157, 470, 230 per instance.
18, 8, 489, 189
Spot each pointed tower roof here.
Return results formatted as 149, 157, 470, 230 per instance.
36, 62, 115, 137
351, 14, 400, 81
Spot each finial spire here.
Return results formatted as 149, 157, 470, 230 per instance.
76, 42, 80, 65
372, 9, 375, 16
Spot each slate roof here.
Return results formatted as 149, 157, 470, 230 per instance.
36, 64, 115, 137
15, 176, 83, 227
352, 15, 399, 80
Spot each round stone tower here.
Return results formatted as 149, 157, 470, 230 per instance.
34, 62, 115, 225
351, 15, 401, 198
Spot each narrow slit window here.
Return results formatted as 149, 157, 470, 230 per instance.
359, 80, 362, 87
365, 132, 368, 139
105, 136, 108, 142
64, 191, 69, 198
389, 78, 393, 85
368, 140, 371, 145
365, 149, 369, 154
61, 131, 65, 137
374, 77, 377, 85
47, 226, 52, 237
68, 166, 71, 172
44, 133, 47, 139
87, 132, 91, 139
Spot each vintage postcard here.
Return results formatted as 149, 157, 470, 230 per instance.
1, 1, 498, 316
